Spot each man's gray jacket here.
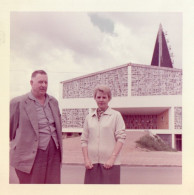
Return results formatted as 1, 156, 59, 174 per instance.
10, 93, 63, 173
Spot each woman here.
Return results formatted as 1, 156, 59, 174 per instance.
81, 85, 126, 184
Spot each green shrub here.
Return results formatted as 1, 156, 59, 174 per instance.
136, 134, 177, 151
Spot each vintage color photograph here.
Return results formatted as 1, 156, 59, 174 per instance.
10, 12, 182, 184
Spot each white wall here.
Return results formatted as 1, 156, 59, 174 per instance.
59, 95, 182, 109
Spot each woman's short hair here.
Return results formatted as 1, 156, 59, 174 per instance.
93, 85, 112, 100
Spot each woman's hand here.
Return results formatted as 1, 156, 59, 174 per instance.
104, 141, 123, 169
82, 146, 93, 169
84, 158, 93, 169
103, 155, 116, 169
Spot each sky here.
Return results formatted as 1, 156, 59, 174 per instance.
10, 12, 182, 99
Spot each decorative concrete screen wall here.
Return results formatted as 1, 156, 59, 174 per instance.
131, 64, 182, 96
62, 108, 89, 128
60, 63, 182, 134
174, 107, 182, 129
122, 115, 157, 129
62, 66, 128, 99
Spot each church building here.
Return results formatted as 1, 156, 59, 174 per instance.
59, 24, 182, 151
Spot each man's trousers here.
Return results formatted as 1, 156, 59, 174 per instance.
15, 138, 61, 184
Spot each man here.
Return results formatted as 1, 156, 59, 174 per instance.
10, 70, 62, 184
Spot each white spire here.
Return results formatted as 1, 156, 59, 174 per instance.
158, 23, 163, 67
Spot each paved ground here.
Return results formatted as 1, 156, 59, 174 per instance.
10, 164, 182, 184
60, 165, 182, 184
63, 131, 182, 167
10, 131, 182, 183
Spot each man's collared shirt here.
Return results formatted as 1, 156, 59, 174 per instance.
29, 92, 59, 150
81, 107, 126, 165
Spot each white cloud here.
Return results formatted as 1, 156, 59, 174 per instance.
10, 12, 182, 99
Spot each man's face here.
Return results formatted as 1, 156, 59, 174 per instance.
95, 90, 110, 111
30, 73, 48, 97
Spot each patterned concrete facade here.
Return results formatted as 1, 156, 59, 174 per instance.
174, 107, 182, 129
62, 65, 128, 99
62, 108, 89, 128
62, 64, 182, 98
60, 63, 182, 149
131, 64, 182, 96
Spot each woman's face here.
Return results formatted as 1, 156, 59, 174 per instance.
95, 90, 110, 111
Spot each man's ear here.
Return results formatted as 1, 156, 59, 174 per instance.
30, 80, 33, 86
